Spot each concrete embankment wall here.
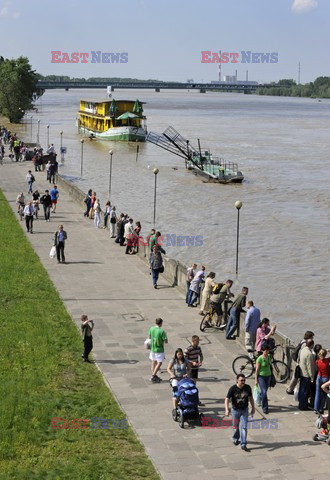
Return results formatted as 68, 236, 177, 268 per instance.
56, 173, 296, 370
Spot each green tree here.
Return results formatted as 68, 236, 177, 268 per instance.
0, 56, 42, 123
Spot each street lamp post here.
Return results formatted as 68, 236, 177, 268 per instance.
80, 139, 84, 177
37, 120, 40, 143
108, 150, 113, 197
153, 168, 159, 226
47, 125, 50, 146
235, 200, 243, 277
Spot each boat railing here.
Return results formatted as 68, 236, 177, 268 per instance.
190, 155, 239, 173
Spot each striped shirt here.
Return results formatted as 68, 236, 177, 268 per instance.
184, 344, 203, 370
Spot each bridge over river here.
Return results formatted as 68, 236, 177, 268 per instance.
37, 80, 268, 93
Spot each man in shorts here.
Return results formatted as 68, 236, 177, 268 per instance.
50, 185, 59, 213
148, 318, 168, 383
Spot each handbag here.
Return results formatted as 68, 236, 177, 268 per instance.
294, 383, 300, 402
294, 365, 301, 379
49, 246, 56, 259
269, 358, 276, 388
159, 265, 164, 273
253, 385, 261, 406
144, 338, 151, 350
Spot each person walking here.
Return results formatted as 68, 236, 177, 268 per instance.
226, 287, 248, 339
103, 201, 111, 228
244, 300, 261, 355
209, 279, 234, 327
255, 343, 272, 414
187, 267, 205, 307
314, 349, 330, 414
124, 218, 134, 254
225, 374, 255, 451
150, 244, 166, 289
25, 170, 35, 194
286, 331, 315, 395
199, 272, 216, 315
109, 206, 117, 238
40, 189, 52, 222
148, 318, 168, 383
50, 185, 59, 213
93, 198, 101, 229
23, 201, 35, 233
32, 190, 40, 219
84, 189, 92, 217
81, 314, 94, 363
167, 348, 191, 409
298, 339, 316, 411
186, 263, 197, 304
54, 224, 67, 264
184, 335, 203, 388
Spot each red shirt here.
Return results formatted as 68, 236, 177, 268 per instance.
316, 358, 330, 377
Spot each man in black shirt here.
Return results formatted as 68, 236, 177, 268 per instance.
40, 189, 52, 222
225, 374, 255, 451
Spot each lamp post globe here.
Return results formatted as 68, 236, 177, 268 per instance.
235, 200, 243, 210
153, 168, 159, 175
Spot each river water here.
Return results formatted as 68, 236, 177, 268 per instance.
17, 89, 330, 344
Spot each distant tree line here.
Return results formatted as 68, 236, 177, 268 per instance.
0, 56, 42, 123
37, 75, 174, 84
257, 77, 330, 98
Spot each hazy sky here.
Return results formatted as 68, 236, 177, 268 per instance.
0, 0, 329, 83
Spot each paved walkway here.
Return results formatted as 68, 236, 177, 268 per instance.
1, 161, 329, 480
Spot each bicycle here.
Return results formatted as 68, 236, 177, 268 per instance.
200, 304, 226, 332
232, 345, 290, 384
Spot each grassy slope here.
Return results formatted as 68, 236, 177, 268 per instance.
0, 190, 159, 480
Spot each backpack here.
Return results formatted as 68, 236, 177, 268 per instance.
31, 174, 35, 183
292, 341, 303, 362
212, 282, 224, 295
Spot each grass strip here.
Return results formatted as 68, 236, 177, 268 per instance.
0, 190, 159, 480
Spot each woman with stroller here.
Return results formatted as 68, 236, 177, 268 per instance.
167, 348, 191, 410
314, 349, 330, 414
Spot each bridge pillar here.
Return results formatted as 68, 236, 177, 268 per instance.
200, 88, 206, 93
155, 87, 160, 92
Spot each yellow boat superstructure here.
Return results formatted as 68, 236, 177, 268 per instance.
77, 99, 147, 141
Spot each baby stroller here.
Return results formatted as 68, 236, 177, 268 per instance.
171, 378, 204, 428
312, 415, 330, 445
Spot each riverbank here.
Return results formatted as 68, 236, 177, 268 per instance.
1, 160, 329, 479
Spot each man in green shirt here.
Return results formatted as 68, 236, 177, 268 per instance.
148, 318, 168, 383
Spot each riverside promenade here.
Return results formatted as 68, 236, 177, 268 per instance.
1, 161, 329, 480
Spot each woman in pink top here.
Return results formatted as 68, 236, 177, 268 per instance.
255, 318, 277, 353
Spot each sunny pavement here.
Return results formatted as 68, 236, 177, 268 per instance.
1, 160, 329, 480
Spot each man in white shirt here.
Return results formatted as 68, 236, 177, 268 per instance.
47, 144, 56, 154
125, 218, 134, 254
23, 202, 35, 233
16, 192, 25, 212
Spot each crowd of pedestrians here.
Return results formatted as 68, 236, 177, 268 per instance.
11, 154, 329, 453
